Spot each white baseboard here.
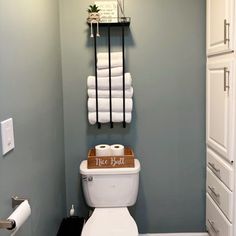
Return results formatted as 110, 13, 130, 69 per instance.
139, 233, 208, 236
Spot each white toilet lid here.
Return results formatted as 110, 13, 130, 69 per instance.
81, 207, 138, 236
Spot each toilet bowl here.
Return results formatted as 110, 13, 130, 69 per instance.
81, 208, 138, 236
80, 159, 141, 236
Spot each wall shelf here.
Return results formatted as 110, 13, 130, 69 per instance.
87, 17, 131, 27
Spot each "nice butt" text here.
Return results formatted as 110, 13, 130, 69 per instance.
95, 157, 125, 167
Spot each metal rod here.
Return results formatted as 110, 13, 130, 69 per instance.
224, 19, 227, 44
224, 67, 230, 92
93, 25, 101, 129
208, 186, 220, 204
208, 219, 219, 234
108, 25, 113, 128
224, 67, 227, 91
224, 19, 230, 44
122, 25, 126, 128
208, 162, 220, 174
208, 186, 220, 197
0, 219, 15, 230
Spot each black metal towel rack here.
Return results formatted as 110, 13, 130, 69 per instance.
90, 18, 130, 129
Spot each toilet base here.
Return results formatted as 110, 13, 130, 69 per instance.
82, 207, 138, 236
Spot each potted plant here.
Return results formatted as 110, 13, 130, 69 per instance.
87, 4, 101, 22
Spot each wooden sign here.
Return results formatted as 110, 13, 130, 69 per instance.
87, 147, 135, 169
95, 1, 118, 22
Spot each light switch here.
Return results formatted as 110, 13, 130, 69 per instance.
1, 118, 15, 155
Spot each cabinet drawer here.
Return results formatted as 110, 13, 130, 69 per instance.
206, 194, 232, 236
207, 148, 234, 191
207, 168, 233, 222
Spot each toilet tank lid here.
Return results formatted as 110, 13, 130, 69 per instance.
80, 159, 140, 175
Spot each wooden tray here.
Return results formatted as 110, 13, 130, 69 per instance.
87, 147, 135, 169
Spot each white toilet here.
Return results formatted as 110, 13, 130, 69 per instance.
80, 159, 141, 236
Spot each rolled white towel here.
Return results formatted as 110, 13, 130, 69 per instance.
87, 73, 132, 90
88, 112, 132, 125
88, 98, 133, 112
88, 87, 133, 98
97, 52, 122, 60
97, 58, 123, 69
97, 67, 123, 77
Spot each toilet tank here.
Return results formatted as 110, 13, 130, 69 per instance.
80, 159, 140, 208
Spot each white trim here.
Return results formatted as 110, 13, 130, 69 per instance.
139, 233, 208, 236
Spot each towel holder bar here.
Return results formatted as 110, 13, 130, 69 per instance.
108, 24, 113, 128
91, 22, 129, 129
122, 25, 126, 128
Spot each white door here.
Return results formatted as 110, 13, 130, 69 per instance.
207, 0, 234, 55
206, 58, 234, 163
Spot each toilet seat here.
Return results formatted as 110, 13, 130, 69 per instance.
81, 207, 138, 236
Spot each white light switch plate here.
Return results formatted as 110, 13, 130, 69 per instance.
1, 118, 15, 155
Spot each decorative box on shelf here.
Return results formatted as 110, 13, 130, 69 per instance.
87, 147, 135, 169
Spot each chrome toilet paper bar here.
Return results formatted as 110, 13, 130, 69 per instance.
0, 219, 16, 230
0, 196, 29, 231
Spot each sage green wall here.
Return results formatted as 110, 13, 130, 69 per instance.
0, 1, 66, 235
60, 0, 206, 233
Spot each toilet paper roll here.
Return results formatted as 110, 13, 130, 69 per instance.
8, 200, 31, 236
95, 144, 111, 156
110, 144, 125, 156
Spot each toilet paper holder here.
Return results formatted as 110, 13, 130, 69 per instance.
12, 196, 28, 209
0, 219, 15, 230
0, 196, 29, 230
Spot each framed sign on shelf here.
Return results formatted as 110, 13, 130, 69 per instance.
95, 0, 118, 22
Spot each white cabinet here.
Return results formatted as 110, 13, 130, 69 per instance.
207, 0, 234, 55
206, 1, 236, 233
206, 58, 234, 163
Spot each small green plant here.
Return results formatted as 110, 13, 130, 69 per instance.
87, 4, 100, 13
